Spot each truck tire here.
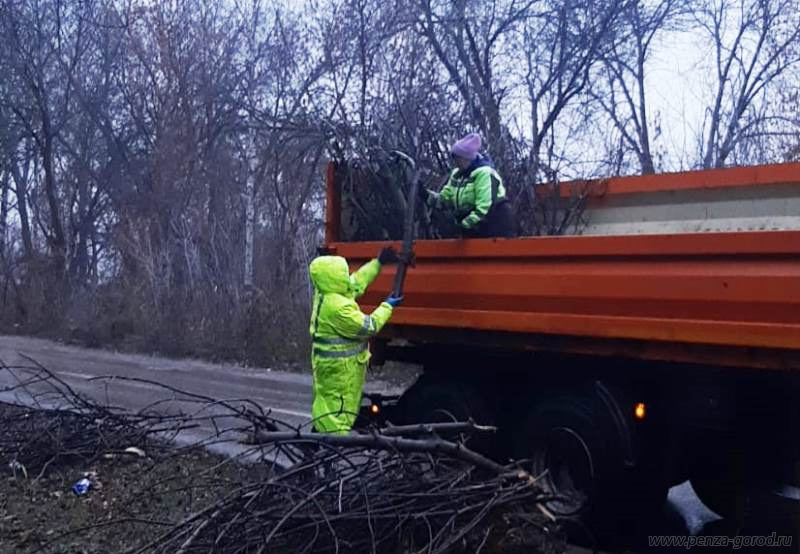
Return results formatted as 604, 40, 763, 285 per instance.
397, 376, 497, 455
513, 396, 610, 517
512, 394, 666, 541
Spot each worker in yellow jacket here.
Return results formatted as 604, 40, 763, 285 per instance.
308, 248, 402, 434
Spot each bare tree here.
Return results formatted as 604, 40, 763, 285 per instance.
6, 142, 35, 257
520, 1, 630, 170
414, 0, 536, 158
0, 0, 98, 274
0, 103, 12, 261
696, 0, 800, 168
593, 0, 689, 174
782, 78, 800, 160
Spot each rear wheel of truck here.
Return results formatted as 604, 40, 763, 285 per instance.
513, 397, 607, 518
513, 394, 667, 544
397, 375, 497, 455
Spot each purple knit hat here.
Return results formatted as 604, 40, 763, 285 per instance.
450, 133, 481, 160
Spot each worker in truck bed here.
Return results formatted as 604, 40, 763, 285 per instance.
308, 247, 403, 434
424, 132, 516, 238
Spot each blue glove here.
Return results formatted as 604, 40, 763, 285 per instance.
384, 295, 404, 307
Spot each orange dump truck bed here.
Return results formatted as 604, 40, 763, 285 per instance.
324, 163, 800, 370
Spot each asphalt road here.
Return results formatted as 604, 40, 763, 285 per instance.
0, 334, 758, 552
0, 335, 409, 457
0, 334, 315, 426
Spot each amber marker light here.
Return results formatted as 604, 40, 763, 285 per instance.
370, 404, 380, 415
634, 402, 647, 421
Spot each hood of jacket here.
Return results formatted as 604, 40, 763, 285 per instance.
457, 153, 495, 178
309, 256, 352, 295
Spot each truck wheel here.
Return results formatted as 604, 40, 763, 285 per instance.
513, 395, 666, 541
397, 376, 496, 454
513, 396, 609, 518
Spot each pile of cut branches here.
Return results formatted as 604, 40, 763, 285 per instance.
0, 360, 287, 477
336, 152, 447, 242
0, 362, 562, 554
0, 359, 176, 479
140, 424, 559, 553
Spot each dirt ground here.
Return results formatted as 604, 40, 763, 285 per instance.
0, 400, 555, 554
0, 453, 560, 554
0, 437, 262, 553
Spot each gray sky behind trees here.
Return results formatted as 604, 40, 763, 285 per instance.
465, 0, 800, 176
594, 1, 799, 173
0, 0, 798, 361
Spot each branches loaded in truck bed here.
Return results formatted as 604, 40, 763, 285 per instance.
333, 157, 598, 241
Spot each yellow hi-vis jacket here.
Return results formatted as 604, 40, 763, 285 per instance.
308, 256, 394, 434
429, 162, 506, 230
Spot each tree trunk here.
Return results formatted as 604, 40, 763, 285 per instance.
636, 49, 655, 175
244, 141, 256, 289
9, 162, 33, 257
41, 121, 67, 273
69, 170, 91, 283
0, 171, 8, 259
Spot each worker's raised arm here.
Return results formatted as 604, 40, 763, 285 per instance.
460, 167, 493, 230
330, 301, 393, 340
349, 259, 381, 298
350, 247, 398, 298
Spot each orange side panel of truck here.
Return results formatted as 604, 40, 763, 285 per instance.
324, 163, 800, 370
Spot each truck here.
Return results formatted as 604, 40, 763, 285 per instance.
322, 161, 800, 533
